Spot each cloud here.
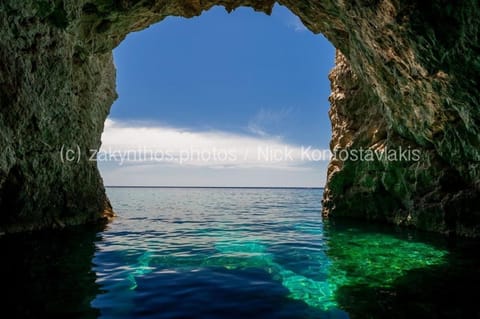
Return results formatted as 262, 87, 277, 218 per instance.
98, 119, 330, 187
99, 119, 331, 169
247, 107, 293, 137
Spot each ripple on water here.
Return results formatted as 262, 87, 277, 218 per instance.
87, 188, 469, 319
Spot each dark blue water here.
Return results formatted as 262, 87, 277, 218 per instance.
1, 188, 479, 318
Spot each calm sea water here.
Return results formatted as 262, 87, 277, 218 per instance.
1, 188, 479, 318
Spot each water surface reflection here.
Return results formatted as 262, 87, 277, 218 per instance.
0, 225, 102, 318
0, 188, 479, 318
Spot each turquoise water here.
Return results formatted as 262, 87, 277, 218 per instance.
1, 188, 479, 318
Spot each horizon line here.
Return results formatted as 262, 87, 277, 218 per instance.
105, 185, 325, 189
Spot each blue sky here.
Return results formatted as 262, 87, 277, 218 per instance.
99, 4, 335, 187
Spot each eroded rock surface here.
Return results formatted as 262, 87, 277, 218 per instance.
0, 0, 479, 235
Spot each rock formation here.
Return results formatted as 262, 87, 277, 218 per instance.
0, 0, 478, 236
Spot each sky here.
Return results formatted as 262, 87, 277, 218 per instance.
99, 4, 335, 187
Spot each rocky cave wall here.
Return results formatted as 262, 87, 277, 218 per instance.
0, 0, 479, 236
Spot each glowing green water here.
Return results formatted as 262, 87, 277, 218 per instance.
326, 229, 447, 289
2, 188, 479, 318
91, 188, 449, 318
124, 233, 446, 311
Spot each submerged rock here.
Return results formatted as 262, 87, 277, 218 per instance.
0, 0, 478, 236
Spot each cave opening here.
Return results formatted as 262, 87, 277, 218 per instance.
92, 8, 342, 310
99, 4, 335, 193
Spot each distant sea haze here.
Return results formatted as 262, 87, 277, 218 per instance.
105, 185, 324, 189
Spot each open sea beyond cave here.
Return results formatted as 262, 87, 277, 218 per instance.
1, 188, 479, 318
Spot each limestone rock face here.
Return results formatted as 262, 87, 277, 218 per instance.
0, 0, 479, 236
323, 51, 480, 236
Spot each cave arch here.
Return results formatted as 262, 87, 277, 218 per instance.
102, 5, 334, 188
0, 0, 479, 236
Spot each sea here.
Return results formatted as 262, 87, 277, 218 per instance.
1, 187, 479, 318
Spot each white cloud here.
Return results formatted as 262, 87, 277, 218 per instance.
98, 119, 329, 187
247, 107, 293, 137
